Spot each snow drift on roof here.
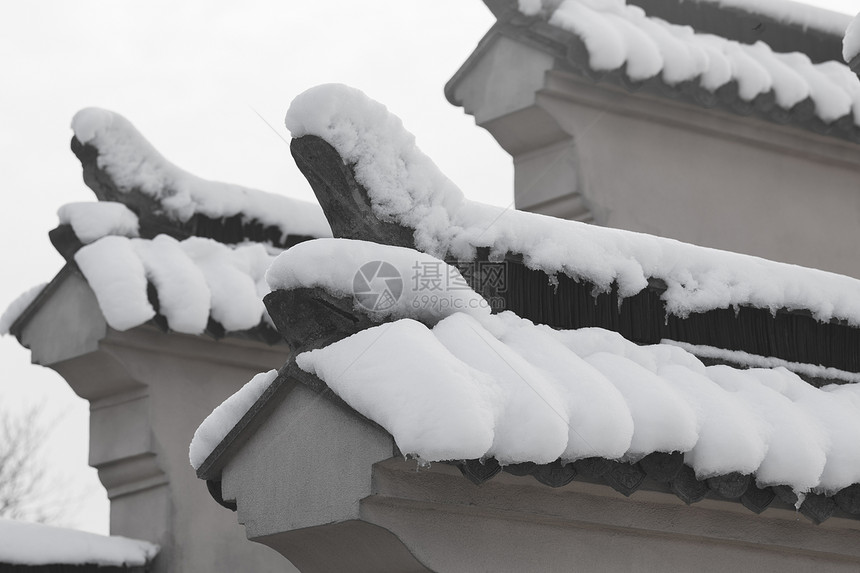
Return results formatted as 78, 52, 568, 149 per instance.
74, 234, 276, 334
71, 107, 332, 241
58, 201, 139, 244
0, 283, 47, 335
297, 309, 860, 496
266, 238, 491, 324
0, 518, 158, 567
189, 369, 277, 469
518, 1, 860, 125
286, 84, 860, 326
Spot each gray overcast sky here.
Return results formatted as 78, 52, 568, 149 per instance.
0, 0, 856, 535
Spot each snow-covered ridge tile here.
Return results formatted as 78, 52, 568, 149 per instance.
0, 283, 47, 335
189, 369, 277, 470
0, 518, 158, 566
266, 238, 491, 324
71, 108, 332, 241
519, 1, 860, 125
74, 234, 276, 334
57, 201, 139, 244
296, 311, 860, 496
286, 84, 860, 326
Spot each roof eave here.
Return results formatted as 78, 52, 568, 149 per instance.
8, 264, 77, 341
195, 287, 384, 483
446, 3, 860, 145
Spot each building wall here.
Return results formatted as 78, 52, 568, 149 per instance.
18, 271, 294, 573
363, 459, 860, 573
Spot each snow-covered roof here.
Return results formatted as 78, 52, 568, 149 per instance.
287, 84, 860, 327
188, 82, 860, 523
280, 241, 860, 496
58, 201, 139, 244
0, 518, 158, 567
298, 308, 860, 497
193, 237, 860, 522
682, 0, 850, 37
3, 104, 336, 340
461, 1, 860, 141
72, 108, 331, 244
6, 201, 283, 339
75, 232, 276, 335
190, 369, 277, 469
522, 1, 860, 126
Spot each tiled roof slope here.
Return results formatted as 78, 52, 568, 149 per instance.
454, 0, 860, 143
70, 219, 278, 337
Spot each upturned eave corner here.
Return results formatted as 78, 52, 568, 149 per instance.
289, 135, 415, 248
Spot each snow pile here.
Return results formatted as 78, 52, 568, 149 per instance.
58, 201, 139, 244
0, 283, 47, 335
0, 518, 158, 566
512, 1, 860, 125
843, 12, 860, 63
691, 0, 850, 36
71, 108, 332, 241
286, 84, 860, 326
75, 234, 275, 333
189, 369, 277, 469
296, 310, 860, 495
266, 238, 490, 324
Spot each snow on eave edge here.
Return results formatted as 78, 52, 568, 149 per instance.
0, 518, 159, 567
506, 1, 860, 137
193, 367, 295, 481
0, 283, 49, 336
1, 265, 80, 339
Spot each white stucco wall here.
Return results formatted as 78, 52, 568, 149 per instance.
18, 270, 294, 573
